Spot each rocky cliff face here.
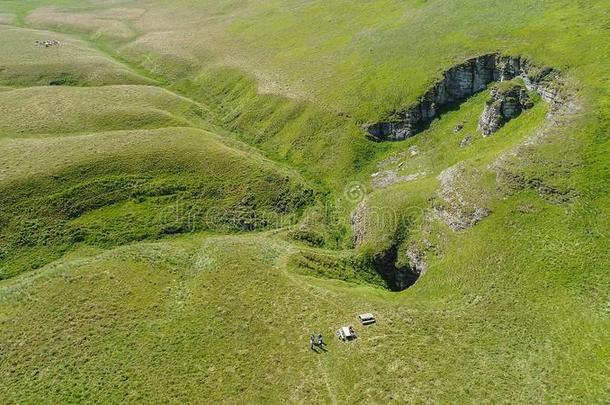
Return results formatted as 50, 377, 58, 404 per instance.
365, 53, 563, 141
478, 81, 534, 136
351, 201, 422, 291
370, 243, 420, 291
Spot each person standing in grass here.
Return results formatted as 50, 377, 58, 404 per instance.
310, 334, 315, 350
317, 334, 325, 347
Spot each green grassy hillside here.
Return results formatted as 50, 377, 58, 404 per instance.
0, 25, 148, 86
0, 128, 314, 279
0, 0, 608, 403
0, 85, 208, 136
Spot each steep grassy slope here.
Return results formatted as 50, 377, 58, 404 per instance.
0, 0, 608, 402
0, 128, 313, 279
0, 18, 314, 281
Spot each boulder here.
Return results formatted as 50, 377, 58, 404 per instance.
478, 81, 533, 136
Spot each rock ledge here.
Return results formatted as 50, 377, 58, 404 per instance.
478, 80, 534, 136
365, 53, 564, 141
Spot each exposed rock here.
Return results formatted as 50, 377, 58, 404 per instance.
351, 200, 422, 291
377, 151, 407, 168
406, 246, 428, 275
478, 81, 533, 136
489, 77, 581, 203
365, 53, 565, 141
453, 122, 465, 133
408, 145, 419, 156
373, 248, 421, 291
434, 162, 492, 230
459, 134, 473, 148
494, 165, 578, 205
371, 170, 426, 188
351, 199, 368, 247
364, 237, 420, 291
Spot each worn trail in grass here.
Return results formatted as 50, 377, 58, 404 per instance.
1, 226, 607, 402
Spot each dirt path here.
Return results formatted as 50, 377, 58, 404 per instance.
316, 356, 338, 405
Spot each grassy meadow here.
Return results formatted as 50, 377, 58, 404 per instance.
0, 0, 608, 403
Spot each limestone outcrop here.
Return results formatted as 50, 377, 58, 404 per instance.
351, 200, 422, 291
365, 53, 564, 141
478, 81, 533, 136
434, 162, 493, 230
